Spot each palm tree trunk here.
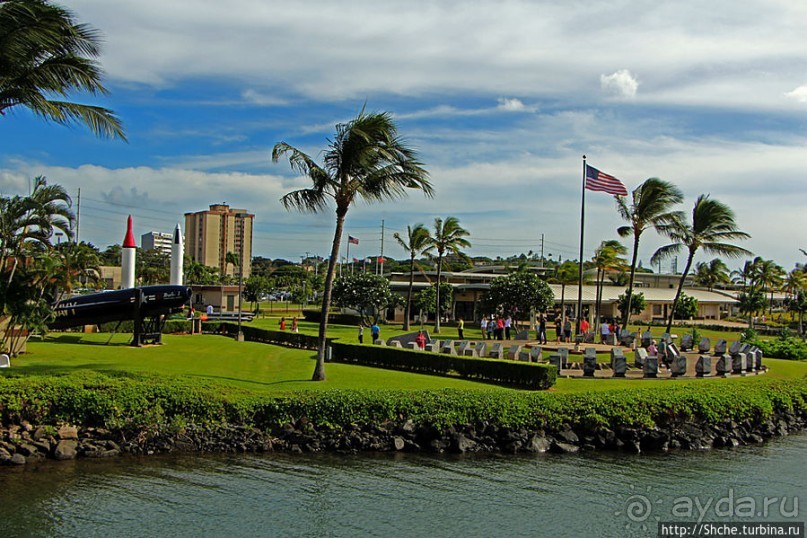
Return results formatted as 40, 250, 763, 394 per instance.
560, 284, 566, 325
623, 235, 641, 328
313, 209, 347, 381
594, 268, 602, 330
404, 254, 414, 331
434, 255, 443, 334
666, 252, 694, 333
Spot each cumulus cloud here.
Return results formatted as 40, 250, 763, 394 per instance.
785, 85, 807, 103
497, 98, 533, 112
600, 69, 639, 99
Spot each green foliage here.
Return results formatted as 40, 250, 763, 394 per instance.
415, 282, 453, 316
482, 272, 554, 320
673, 292, 698, 320
332, 273, 401, 324
0, 372, 804, 435
331, 342, 557, 390
743, 332, 807, 361
617, 291, 646, 318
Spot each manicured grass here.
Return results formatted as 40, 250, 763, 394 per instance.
8, 332, 805, 396
11, 333, 508, 394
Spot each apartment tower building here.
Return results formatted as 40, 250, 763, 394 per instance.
184, 204, 254, 278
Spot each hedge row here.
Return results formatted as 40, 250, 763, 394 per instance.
216, 322, 321, 350
1, 372, 805, 432
301, 309, 363, 326
331, 342, 556, 390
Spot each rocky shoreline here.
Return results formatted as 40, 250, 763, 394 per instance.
2, 407, 805, 466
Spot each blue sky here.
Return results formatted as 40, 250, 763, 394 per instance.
1, 0, 806, 271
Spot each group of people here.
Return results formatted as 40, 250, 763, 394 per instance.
278, 316, 299, 333
357, 322, 381, 343
479, 315, 515, 340
599, 319, 622, 344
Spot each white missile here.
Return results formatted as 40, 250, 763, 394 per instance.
121, 215, 136, 289
170, 223, 184, 285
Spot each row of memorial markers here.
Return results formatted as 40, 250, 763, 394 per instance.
372, 333, 764, 378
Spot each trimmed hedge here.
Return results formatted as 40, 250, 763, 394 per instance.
301, 308, 363, 326
330, 342, 556, 390
1, 372, 805, 433
216, 322, 321, 350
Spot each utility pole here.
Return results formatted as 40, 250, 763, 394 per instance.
539, 233, 545, 267
380, 219, 385, 275
75, 188, 81, 243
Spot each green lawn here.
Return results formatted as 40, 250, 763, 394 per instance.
12, 333, 508, 394
8, 331, 804, 396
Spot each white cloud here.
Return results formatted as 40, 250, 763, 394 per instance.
497, 98, 533, 112
600, 70, 639, 99
786, 85, 807, 103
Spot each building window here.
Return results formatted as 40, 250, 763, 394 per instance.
652, 304, 662, 316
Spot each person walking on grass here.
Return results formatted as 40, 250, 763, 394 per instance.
279, 317, 286, 331
457, 317, 465, 340
538, 314, 547, 344
504, 316, 512, 339
371, 323, 380, 342
292, 317, 299, 333
480, 317, 488, 340
358, 324, 364, 344
555, 316, 562, 343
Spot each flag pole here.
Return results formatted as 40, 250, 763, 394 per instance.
575, 155, 586, 336
346, 238, 351, 275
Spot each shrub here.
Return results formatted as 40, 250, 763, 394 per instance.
330, 342, 556, 390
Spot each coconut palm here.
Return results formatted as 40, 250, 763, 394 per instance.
752, 258, 785, 315
393, 223, 431, 331
616, 178, 684, 328
693, 258, 730, 291
651, 194, 751, 332
0, 0, 125, 139
551, 261, 580, 325
591, 239, 627, 330
731, 259, 759, 290
273, 108, 432, 380
426, 216, 470, 334
0, 176, 73, 285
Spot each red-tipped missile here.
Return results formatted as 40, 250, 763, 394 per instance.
121, 215, 136, 289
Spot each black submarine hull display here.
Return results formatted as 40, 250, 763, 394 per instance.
50, 285, 191, 329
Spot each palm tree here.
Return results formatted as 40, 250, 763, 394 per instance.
273, 108, 432, 380
752, 258, 785, 315
651, 195, 751, 332
616, 178, 684, 328
591, 240, 627, 330
393, 223, 431, 331
731, 259, 759, 290
0, 176, 73, 285
552, 261, 580, 325
426, 216, 470, 334
0, 0, 125, 139
693, 258, 730, 291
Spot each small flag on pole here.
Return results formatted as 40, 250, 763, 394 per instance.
353, 257, 360, 263
348, 236, 359, 245
585, 165, 628, 196
377, 257, 386, 263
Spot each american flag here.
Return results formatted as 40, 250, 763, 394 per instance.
348, 236, 359, 245
585, 164, 628, 196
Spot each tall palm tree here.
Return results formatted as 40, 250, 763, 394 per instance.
551, 261, 580, 325
591, 239, 627, 330
731, 258, 759, 290
651, 194, 751, 332
393, 223, 431, 331
616, 178, 684, 328
693, 258, 730, 291
0, 0, 125, 139
426, 216, 470, 334
273, 108, 432, 380
752, 258, 785, 315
